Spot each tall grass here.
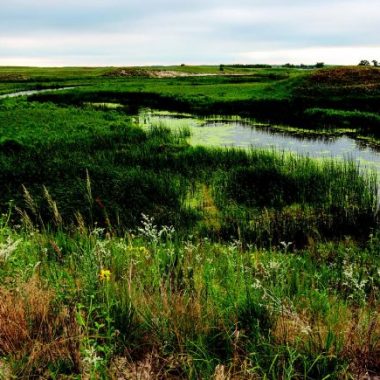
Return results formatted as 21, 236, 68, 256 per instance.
0, 214, 379, 378
304, 108, 380, 134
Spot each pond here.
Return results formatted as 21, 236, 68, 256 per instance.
137, 108, 380, 178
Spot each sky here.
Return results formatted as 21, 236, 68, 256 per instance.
0, 0, 379, 66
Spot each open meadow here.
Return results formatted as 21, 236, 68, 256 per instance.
0, 65, 379, 379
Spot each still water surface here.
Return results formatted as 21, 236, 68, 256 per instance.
138, 108, 380, 178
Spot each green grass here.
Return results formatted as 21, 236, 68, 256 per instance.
0, 216, 379, 378
0, 100, 377, 245
0, 66, 380, 378
1, 65, 380, 139
27, 71, 306, 118
304, 108, 380, 134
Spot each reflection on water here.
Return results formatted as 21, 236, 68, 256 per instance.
137, 108, 380, 178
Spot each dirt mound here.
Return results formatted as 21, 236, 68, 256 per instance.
104, 68, 191, 78
310, 67, 380, 87
104, 68, 220, 78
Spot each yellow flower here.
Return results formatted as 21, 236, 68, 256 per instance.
138, 246, 149, 255
99, 269, 111, 281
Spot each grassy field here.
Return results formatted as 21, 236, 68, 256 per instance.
0, 66, 379, 378
1, 65, 380, 137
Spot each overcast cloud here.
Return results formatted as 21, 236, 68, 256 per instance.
0, 0, 379, 66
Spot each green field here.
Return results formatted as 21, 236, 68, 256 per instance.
0, 66, 379, 379
1, 65, 380, 137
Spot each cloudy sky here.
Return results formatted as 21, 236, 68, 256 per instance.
0, 0, 379, 66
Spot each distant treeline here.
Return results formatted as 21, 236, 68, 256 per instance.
282, 62, 325, 69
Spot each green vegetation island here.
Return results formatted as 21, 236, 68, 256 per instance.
0, 65, 379, 379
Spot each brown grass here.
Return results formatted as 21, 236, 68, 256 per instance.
309, 67, 380, 89
109, 353, 258, 380
0, 276, 81, 377
272, 306, 380, 378
110, 351, 187, 380
342, 311, 380, 378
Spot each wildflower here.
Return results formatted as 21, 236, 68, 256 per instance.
83, 345, 102, 368
99, 269, 111, 281
268, 260, 281, 271
251, 279, 262, 289
138, 213, 175, 242
138, 246, 149, 255
280, 241, 293, 252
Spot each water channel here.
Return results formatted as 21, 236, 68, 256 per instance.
0, 87, 75, 99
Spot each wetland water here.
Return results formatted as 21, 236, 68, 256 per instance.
0, 87, 75, 99
1, 86, 379, 179
137, 108, 380, 178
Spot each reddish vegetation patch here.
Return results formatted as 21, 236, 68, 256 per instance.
310, 67, 380, 89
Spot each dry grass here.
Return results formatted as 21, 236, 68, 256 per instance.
110, 352, 184, 380
272, 306, 380, 378
343, 311, 380, 378
110, 354, 258, 380
310, 67, 380, 89
212, 363, 258, 380
132, 287, 208, 350
0, 276, 81, 377
272, 310, 312, 346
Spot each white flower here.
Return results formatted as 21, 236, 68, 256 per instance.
138, 213, 174, 243
268, 260, 281, 271
280, 241, 293, 252
251, 279, 262, 289
83, 346, 102, 367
